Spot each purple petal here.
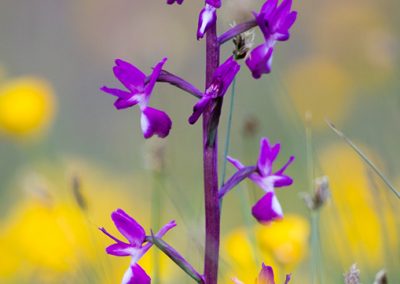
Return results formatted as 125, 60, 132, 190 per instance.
167, 0, 183, 4
260, 0, 278, 18
274, 156, 295, 175
227, 156, 246, 170
197, 4, 217, 40
145, 58, 167, 98
209, 56, 241, 98
122, 263, 151, 284
277, 11, 297, 36
188, 96, 212, 125
257, 264, 276, 284
106, 242, 137, 257
246, 44, 274, 79
274, 175, 293, 187
257, 138, 280, 176
141, 107, 172, 139
252, 192, 283, 223
206, 0, 221, 8
155, 220, 177, 238
114, 96, 140, 110
111, 209, 146, 247
101, 86, 133, 99
113, 59, 146, 92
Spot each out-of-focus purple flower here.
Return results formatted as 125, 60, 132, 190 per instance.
100, 209, 176, 284
101, 58, 172, 139
233, 264, 291, 284
227, 137, 294, 223
246, 0, 297, 78
166, 0, 184, 4
189, 56, 240, 124
197, 4, 217, 40
256, 264, 291, 284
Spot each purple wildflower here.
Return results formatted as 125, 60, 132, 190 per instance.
100, 209, 176, 284
166, 0, 184, 4
227, 137, 294, 223
246, 0, 297, 78
101, 58, 172, 139
189, 56, 240, 124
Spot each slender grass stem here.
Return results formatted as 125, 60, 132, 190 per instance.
326, 120, 400, 199
220, 77, 237, 187
306, 115, 323, 284
151, 171, 165, 284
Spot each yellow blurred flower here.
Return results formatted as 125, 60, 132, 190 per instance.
319, 144, 398, 270
312, 0, 396, 87
222, 215, 309, 283
0, 159, 176, 283
0, 76, 56, 137
286, 56, 355, 128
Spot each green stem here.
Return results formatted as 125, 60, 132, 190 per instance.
220, 77, 236, 187
152, 172, 164, 284
310, 212, 323, 284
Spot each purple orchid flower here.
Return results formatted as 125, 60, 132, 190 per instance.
246, 0, 297, 79
189, 56, 240, 124
101, 58, 172, 139
166, 0, 184, 4
100, 209, 176, 284
227, 137, 294, 223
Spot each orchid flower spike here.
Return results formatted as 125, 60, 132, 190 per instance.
101, 58, 172, 139
100, 209, 176, 284
189, 56, 240, 124
227, 137, 294, 223
246, 0, 297, 78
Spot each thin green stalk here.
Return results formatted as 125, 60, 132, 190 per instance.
220, 77, 236, 187
152, 172, 164, 284
327, 120, 400, 199
306, 117, 323, 284
219, 77, 260, 265
310, 211, 322, 284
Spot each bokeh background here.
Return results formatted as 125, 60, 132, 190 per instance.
0, 0, 399, 283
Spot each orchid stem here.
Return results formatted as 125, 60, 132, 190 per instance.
203, 19, 221, 284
